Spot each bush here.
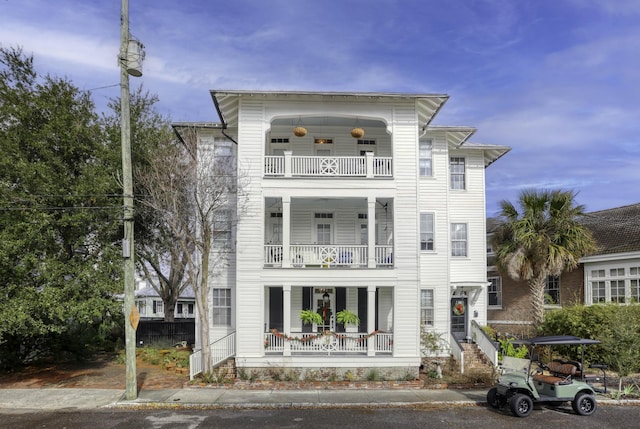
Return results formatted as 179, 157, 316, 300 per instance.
540, 304, 640, 375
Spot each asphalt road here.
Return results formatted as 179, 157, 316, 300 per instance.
2, 404, 640, 428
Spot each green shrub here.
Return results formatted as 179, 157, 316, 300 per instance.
540, 304, 640, 374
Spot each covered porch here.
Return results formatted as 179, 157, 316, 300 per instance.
263, 285, 394, 356
264, 197, 394, 269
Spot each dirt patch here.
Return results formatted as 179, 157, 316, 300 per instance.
0, 352, 188, 390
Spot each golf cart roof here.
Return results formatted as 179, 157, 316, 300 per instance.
514, 336, 601, 346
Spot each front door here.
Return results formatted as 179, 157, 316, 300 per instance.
451, 297, 468, 342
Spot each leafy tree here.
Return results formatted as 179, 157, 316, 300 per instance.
492, 189, 596, 327
101, 88, 189, 322
0, 47, 122, 367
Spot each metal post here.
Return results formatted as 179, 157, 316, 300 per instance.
120, 0, 137, 400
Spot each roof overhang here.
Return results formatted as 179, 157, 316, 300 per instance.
210, 90, 449, 129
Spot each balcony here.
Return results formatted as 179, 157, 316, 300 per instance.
265, 244, 393, 269
265, 152, 392, 178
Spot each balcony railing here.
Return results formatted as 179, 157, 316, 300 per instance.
265, 244, 393, 268
264, 331, 393, 355
265, 154, 392, 178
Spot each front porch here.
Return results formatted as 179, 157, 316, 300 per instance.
263, 285, 394, 357
264, 330, 393, 355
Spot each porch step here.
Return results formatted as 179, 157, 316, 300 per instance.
214, 357, 237, 381
461, 342, 494, 372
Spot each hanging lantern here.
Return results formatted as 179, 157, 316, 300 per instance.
293, 126, 307, 137
350, 127, 365, 138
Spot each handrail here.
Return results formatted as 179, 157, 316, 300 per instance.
471, 320, 499, 367
189, 331, 236, 380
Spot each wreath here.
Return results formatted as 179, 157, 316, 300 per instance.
453, 302, 465, 316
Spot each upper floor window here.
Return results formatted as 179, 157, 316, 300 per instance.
419, 139, 433, 177
488, 276, 502, 307
450, 157, 466, 190
213, 209, 232, 249
545, 275, 560, 305
153, 300, 163, 315
212, 288, 232, 325
451, 223, 467, 257
420, 289, 434, 327
420, 213, 434, 251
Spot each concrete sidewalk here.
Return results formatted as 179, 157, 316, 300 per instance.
0, 387, 487, 410
0, 387, 631, 411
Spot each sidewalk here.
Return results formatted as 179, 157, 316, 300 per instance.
0, 387, 488, 411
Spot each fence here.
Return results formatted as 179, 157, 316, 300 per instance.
136, 320, 195, 347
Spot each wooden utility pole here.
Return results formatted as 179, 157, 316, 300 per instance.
120, 0, 137, 400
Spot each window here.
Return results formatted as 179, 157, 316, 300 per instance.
137, 301, 146, 315
177, 303, 183, 314
611, 280, 626, 303
591, 269, 605, 278
153, 300, 163, 315
610, 268, 625, 277
451, 223, 467, 257
214, 139, 233, 157
212, 289, 231, 325
213, 209, 232, 249
315, 213, 333, 244
545, 275, 560, 305
591, 281, 606, 303
419, 139, 433, 177
488, 277, 502, 307
187, 303, 194, 315
450, 157, 465, 190
420, 289, 434, 327
420, 213, 434, 250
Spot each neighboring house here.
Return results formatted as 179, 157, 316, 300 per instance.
134, 277, 196, 320
487, 203, 640, 335
177, 90, 509, 378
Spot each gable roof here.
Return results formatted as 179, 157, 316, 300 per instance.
580, 203, 640, 255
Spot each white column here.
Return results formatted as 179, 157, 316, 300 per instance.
367, 197, 376, 268
283, 284, 291, 356
367, 285, 376, 356
282, 196, 291, 267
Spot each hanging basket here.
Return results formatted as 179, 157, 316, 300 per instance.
350, 127, 365, 138
293, 126, 307, 137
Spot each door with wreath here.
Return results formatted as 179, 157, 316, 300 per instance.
450, 297, 468, 342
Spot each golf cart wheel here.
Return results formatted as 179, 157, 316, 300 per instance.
572, 393, 597, 416
486, 387, 504, 409
509, 393, 533, 417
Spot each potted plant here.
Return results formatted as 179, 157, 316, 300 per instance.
300, 309, 323, 326
336, 309, 360, 332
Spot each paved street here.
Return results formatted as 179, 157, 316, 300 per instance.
2, 404, 640, 428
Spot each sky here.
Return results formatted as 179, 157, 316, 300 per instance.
2, 0, 639, 216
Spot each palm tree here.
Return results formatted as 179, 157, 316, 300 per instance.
492, 189, 596, 327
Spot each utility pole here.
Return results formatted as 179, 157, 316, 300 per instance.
120, 0, 142, 400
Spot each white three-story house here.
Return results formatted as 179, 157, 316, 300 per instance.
178, 90, 509, 380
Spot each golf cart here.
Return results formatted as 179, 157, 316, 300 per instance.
487, 335, 607, 418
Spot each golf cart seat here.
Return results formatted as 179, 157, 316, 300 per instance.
533, 360, 577, 385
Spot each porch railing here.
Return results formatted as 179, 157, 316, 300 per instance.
289, 244, 367, 267
264, 155, 392, 178
265, 244, 394, 268
264, 331, 393, 355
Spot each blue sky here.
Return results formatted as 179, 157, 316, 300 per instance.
2, 0, 639, 215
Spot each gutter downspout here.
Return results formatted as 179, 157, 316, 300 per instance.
211, 92, 239, 146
